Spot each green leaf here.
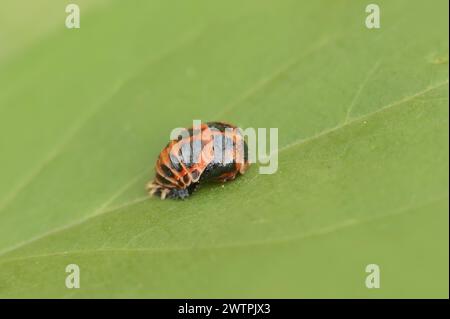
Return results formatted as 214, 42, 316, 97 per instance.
0, 0, 448, 298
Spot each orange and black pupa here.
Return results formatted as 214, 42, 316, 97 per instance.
146, 122, 250, 199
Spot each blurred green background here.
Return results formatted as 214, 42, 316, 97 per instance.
0, 0, 448, 298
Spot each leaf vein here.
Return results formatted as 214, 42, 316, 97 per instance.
0, 196, 444, 266
0, 80, 447, 259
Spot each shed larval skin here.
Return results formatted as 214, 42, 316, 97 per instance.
147, 122, 250, 199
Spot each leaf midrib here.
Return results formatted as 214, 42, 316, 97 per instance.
0, 195, 445, 266
0, 35, 337, 255
0, 79, 447, 260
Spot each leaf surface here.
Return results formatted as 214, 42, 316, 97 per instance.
0, 0, 448, 298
